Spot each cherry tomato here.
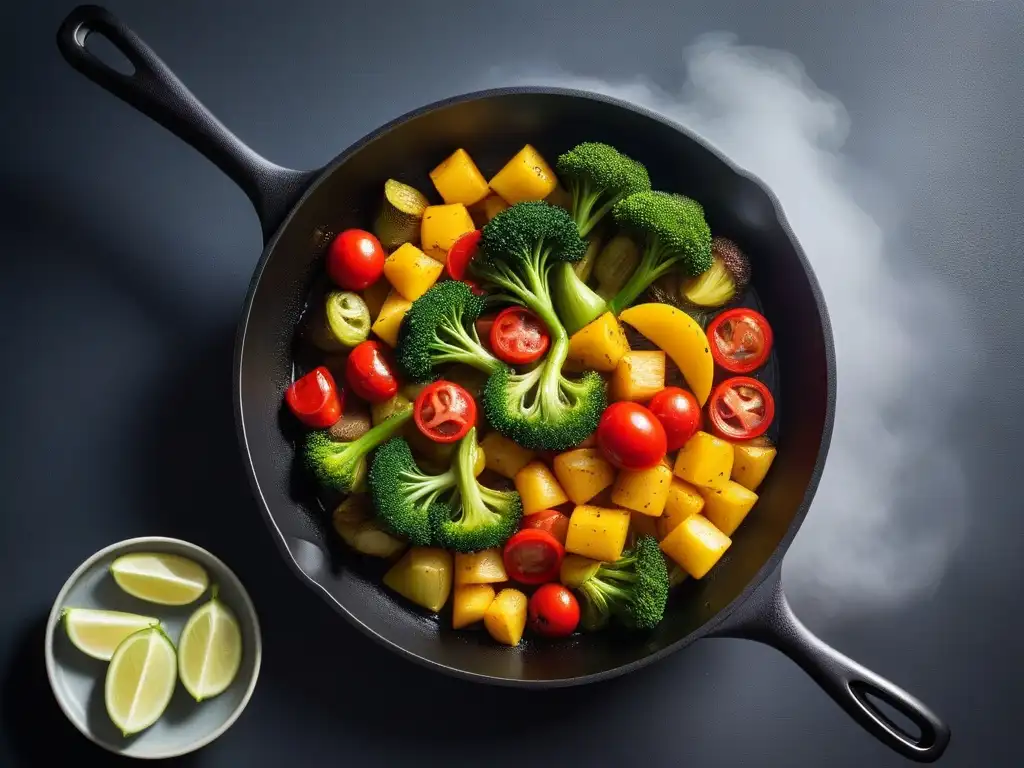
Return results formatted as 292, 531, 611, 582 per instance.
520, 509, 570, 546
707, 376, 775, 440
446, 230, 485, 296
345, 340, 398, 404
528, 583, 580, 638
285, 366, 343, 428
706, 308, 774, 374
503, 529, 564, 585
490, 306, 551, 365
648, 387, 702, 451
596, 402, 667, 470
413, 380, 477, 444
327, 229, 385, 291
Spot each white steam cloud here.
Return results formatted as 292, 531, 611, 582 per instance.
480, 34, 972, 621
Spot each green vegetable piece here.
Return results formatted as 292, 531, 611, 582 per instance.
326, 291, 371, 348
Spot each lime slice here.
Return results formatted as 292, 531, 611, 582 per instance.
105, 626, 178, 736
110, 552, 209, 606
178, 593, 243, 702
63, 608, 160, 661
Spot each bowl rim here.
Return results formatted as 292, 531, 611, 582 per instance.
44, 535, 263, 760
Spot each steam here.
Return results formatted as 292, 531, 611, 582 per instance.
480, 34, 971, 621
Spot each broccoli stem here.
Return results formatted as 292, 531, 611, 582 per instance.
551, 262, 608, 337
608, 240, 675, 314
434, 316, 503, 374
352, 404, 413, 451
453, 434, 493, 528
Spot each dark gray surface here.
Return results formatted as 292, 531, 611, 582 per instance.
2, 0, 1021, 765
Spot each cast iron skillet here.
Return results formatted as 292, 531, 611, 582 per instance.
57, 5, 950, 762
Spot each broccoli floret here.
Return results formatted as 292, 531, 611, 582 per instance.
556, 142, 652, 238
395, 281, 504, 383
302, 407, 412, 494
431, 427, 522, 552
575, 535, 670, 631
367, 436, 457, 546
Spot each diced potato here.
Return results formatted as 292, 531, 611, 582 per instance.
611, 463, 673, 516
454, 548, 507, 585
560, 553, 600, 588
469, 194, 508, 227
331, 496, 408, 558
660, 515, 731, 579
484, 588, 528, 645
480, 432, 536, 479
609, 351, 667, 403
674, 431, 734, 490
370, 289, 412, 347
552, 448, 616, 506
362, 278, 391, 321
567, 312, 630, 372
514, 461, 570, 516
371, 393, 412, 425
383, 243, 444, 301
430, 148, 490, 206
489, 144, 558, 205
420, 203, 476, 262
565, 505, 631, 562
658, 478, 705, 539
545, 183, 573, 212
698, 480, 758, 536
453, 584, 496, 629
731, 442, 778, 491
630, 511, 660, 540
383, 547, 453, 612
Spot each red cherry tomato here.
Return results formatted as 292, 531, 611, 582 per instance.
596, 402, 667, 470
648, 387, 702, 451
327, 229, 385, 291
706, 308, 774, 374
520, 509, 570, 546
503, 529, 564, 585
446, 230, 485, 297
707, 376, 775, 440
285, 366, 343, 428
490, 306, 551, 365
528, 583, 580, 638
345, 340, 398, 404
413, 380, 477, 444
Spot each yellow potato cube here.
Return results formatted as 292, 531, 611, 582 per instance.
383, 243, 444, 301
674, 431, 734, 490
452, 584, 496, 629
362, 278, 391, 322
566, 312, 630, 372
469, 194, 508, 228
382, 547, 453, 612
484, 588, 528, 646
552, 448, 616, 506
611, 463, 673, 516
430, 148, 490, 206
545, 183, 573, 212
488, 144, 558, 204
731, 442, 778, 491
480, 432, 535, 479
660, 515, 732, 579
658, 479, 705, 539
514, 461, 570, 516
630, 511, 660, 540
698, 480, 759, 536
454, 549, 507, 585
370, 289, 412, 348
566, 505, 631, 562
560, 554, 600, 588
420, 203, 476, 262
609, 351, 667, 403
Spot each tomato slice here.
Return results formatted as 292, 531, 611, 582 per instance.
413, 380, 477, 444
446, 230, 485, 294
528, 583, 580, 638
520, 509, 570, 546
706, 308, 774, 374
707, 376, 775, 440
503, 529, 564, 585
285, 366, 343, 428
490, 306, 551, 365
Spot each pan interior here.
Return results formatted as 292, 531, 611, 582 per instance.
237, 92, 830, 683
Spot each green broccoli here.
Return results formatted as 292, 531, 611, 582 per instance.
574, 535, 670, 631
431, 427, 523, 552
302, 407, 412, 495
395, 281, 504, 383
367, 436, 457, 546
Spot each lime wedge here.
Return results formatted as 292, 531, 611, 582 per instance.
110, 552, 209, 606
63, 608, 160, 661
178, 593, 243, 702
105, 626, 178, 736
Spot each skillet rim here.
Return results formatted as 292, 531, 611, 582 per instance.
231, 85, 838, 687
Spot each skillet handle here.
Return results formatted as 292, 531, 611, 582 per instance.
56, 5, 316, 241
712, 568, 950, 762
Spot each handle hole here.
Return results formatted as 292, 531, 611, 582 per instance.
852, 682, 925, 743
80, 29, 136, 76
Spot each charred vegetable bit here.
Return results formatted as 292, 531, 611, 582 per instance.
302, 407, 412, 494
574, 535, 669, 631
681, 236, 751, 308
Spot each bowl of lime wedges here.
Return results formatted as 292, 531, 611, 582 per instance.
45, 536, 262, 759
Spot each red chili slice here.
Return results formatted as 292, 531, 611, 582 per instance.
490, 306, 551, 365
706, 308, 774, 374
707, 376, 775, 440
285, 366, 343, 428
413, 379, 477, 444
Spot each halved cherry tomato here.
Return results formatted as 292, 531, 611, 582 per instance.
520, 509, 570, 546
285, 366, 343, 428
528, 583, 580, 638
446, 229, 482, 283
596, 402, 667, 470
707, 376, 775, 440
706, 308, 774, 374
327, 229, 386, 291
345, 340, 398, 404
413, 380, 477, 444
490, 306, 550, 365
503, 529, 564, 585
648, 387, 702, 451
